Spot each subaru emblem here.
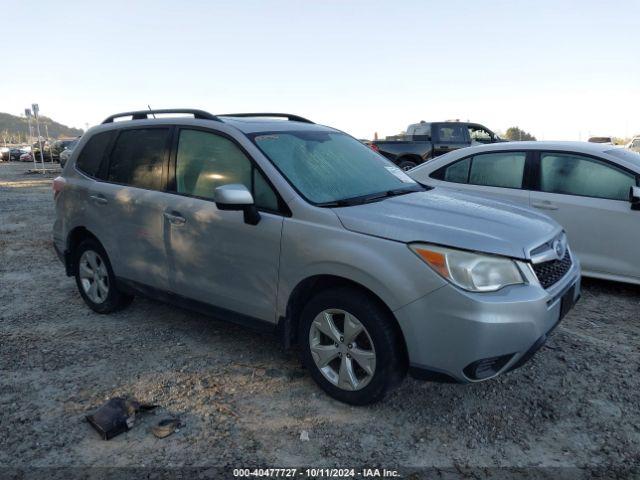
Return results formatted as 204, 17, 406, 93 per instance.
553, 237, 566, 260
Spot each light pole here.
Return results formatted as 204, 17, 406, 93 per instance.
25, 108, 37, 170
45, 123, 54, 163
32, 103, 45, 173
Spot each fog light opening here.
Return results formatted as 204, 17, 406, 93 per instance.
463, 353, 515, 381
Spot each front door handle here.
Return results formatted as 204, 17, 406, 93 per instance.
89, 194, 107, 205
531, 201, 558, 210
163, 211, 186, 225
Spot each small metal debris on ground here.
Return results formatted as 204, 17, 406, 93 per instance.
299, 430, 309, 441
152, 418, 182, 439
86, 397, 157, 440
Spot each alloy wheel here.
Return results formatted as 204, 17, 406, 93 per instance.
78, 250, 109, 304
308, 309, 376, 391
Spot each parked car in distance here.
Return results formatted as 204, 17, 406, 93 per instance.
53, 109, 580, 405
409, 141, 640, 285
588, 136, 615, 145
626, 136, 640, 153
30, 141, 54, 162
1, 147, 27, 161
20, 152, 33, 162
51, 138, 80, 162
59, 138, 80, 167
372, 121, 503, 171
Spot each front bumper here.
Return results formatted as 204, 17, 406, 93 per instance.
395, 259, 581, 383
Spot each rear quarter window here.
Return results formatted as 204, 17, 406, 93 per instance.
75, 131, 117, 178
431, 158, 471, 183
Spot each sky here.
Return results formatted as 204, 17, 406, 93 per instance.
2, 0, 639, 140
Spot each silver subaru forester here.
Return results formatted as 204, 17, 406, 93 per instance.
53, 109, 580, 405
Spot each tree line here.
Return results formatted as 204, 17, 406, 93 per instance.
0, 112, 83, 144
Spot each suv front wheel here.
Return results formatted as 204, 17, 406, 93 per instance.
74, 239, 133, 313
299, 287, 406, 405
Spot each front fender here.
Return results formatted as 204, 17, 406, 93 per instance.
277, 219, 446, 318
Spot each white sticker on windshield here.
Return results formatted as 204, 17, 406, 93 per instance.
384, 166, 415, 183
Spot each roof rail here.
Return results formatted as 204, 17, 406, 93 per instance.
220, 113, 314, 124
101, 109, 220, 124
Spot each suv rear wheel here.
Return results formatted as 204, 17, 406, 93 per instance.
74, 239, 133, 313
299, 287, 406, 405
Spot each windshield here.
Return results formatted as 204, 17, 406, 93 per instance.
252, 131, 419, 205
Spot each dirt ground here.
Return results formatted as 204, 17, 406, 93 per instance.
1, 161, 639, 475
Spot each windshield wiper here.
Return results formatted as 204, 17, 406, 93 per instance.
318, 185, 425, 208
315, 199, 356, 207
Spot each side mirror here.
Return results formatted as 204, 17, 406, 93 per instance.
214, 184, 261, 225
630, 186, 640, 211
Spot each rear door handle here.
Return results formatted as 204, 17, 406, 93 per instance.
163, 211, 186, 225
89, 194, 107, 205
531, 201, 558, 210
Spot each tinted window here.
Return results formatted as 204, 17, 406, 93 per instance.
437, 157, 471, 183
436, 125, 467, 143
408, 123, 431, 138
108, 128, 169, 189
76, 131, 116, 177
253, 131, 417, 204
469, 152, 526, 188
175, 129, 279, 211
540, 153, 636, 200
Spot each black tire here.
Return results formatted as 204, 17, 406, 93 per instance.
397, 159, 417, 171
299, 287, 406, 405
73, 239, 133, 314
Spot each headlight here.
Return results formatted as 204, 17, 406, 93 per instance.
409, 243, 525, 292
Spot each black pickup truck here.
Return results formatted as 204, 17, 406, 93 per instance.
372, 121, 502, 170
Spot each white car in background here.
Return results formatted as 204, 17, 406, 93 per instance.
409, 141, 640, 285
588, 136, 615, 145
626, 136, 640, 153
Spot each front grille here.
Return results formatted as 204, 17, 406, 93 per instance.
532, 251, 572, 289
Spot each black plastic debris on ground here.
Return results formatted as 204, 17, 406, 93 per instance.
86, 397, 156, 440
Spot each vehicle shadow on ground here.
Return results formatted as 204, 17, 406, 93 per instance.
581, 276, 640, 297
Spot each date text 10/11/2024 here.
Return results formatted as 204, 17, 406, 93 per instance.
232, 468, 401, 478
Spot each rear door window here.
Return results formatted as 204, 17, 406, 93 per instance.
431, 152, 526, 189
107, 128, 170, 190
469, 152, 526, 188
75, 130, 117, 178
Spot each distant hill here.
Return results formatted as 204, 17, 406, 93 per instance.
0, 112, 83, 143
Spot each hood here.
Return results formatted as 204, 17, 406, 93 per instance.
333, 188, 561, 260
